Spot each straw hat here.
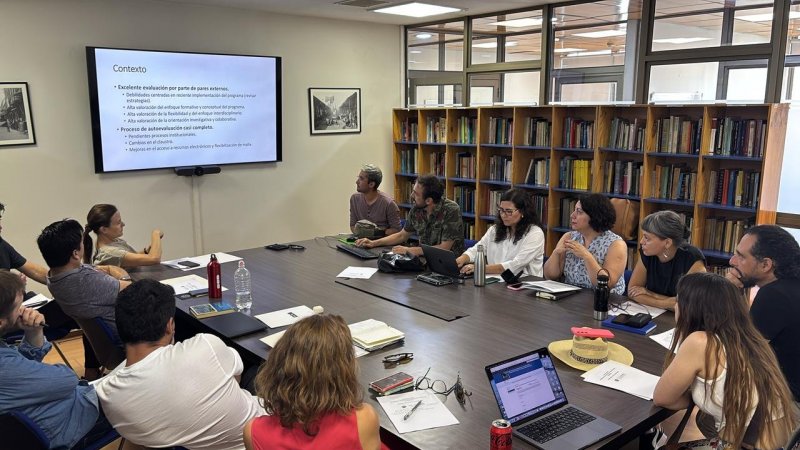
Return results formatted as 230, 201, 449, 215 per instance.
548, 334, 633, 372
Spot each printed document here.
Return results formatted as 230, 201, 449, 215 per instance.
259, 331, 367, 357
581, 360, 660, 400
23, 293, 52, 309
162, 252, 242, 271
616, 301, 667, 318
336, 266, 379, 279
650, 328, 676, 352
377, 389, 459, 433
160, 274, 228, 295
256, 305, 315, 328
521, 280, 581, 293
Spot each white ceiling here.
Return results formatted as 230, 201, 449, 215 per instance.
136, 0, 552, 25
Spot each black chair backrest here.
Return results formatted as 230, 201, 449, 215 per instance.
0, 411, 49, 449
787, 423, 800, 450
75, 317, 125, 370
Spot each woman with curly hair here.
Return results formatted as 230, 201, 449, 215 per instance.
653, 272, 796, 449
244, 314, 384, 450
543, 193, 627, 294
456, 188, 545, 276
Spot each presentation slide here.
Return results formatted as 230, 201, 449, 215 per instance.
89, 48, 280, 172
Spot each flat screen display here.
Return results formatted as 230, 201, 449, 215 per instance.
86, 47, 282, 173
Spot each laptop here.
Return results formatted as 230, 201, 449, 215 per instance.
419, 244, 470, 282
485, 347, 621, 450
201, 312, 267, 339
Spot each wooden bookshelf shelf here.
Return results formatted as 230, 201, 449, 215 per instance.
392, 104, 787, 255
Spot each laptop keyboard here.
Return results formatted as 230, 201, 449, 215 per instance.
518, 406, 596, 443
336, 243, 379, 259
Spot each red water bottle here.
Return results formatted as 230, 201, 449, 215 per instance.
207, 254, 222, 299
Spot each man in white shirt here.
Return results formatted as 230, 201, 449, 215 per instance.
94, 279, 264, 450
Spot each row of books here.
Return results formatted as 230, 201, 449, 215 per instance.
429, 152, 445, 177
399, 118, 418, 142
425, 116, 446, 143
488, 117, 513, 145
524, 158, 550, 186
607, 117, 644, 152
562, 118, 594, 149
530, 193, 548, 224
602, 160, 643, 197
706, 169, 760, 209
655, 116, 702, 154
703, 217, 753, 254
487, 190, 504, 216
522, 117, 551, 147
463, 220, 475, 240
558, 157, 592, 190
456, 116, 477, 144
650, 164, 697, 202
398, 149, 418, 173
487, 155, 512, 182
560, 197, 578, 227
453, 185, 475, 213
708, 117, 767, 158
455, 152, 476, 178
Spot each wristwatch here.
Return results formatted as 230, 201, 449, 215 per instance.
120, 276, 132, 281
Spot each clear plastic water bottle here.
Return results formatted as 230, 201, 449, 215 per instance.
234, 260, 252, 310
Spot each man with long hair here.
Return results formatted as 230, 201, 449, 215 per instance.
727, 225, 800, 404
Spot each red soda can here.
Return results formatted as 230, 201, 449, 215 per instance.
490, 419, 512, 450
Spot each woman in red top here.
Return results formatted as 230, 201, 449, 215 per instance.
244, 314, 384, 450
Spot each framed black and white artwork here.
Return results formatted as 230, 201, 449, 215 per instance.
0, 82, 35, 146
308, 87, 361, 135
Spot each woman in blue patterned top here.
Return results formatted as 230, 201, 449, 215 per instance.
543, 193, 627, 294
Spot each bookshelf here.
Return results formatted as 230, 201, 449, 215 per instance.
392, 104, 788, 260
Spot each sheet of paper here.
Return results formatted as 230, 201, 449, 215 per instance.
336, 266, 379, 279
255, 305, 315, 328
160, 274, 228, 295
162, 252, 242, 271
23, 293, 52, 309
650, 328, 676, 352
376, 389, 459, 433
616, 301, 667, 318
581, 360, 660, 400
259, 331, 367, 358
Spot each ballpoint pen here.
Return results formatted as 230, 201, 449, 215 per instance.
403, 399, 423, 421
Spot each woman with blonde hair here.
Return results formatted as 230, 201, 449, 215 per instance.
83, 204, 163, 268
244, 314, 384, 450
653, 272, 796, 449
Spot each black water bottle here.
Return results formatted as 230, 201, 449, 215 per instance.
593, 269, 610, 320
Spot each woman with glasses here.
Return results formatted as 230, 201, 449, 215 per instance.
456, 188, 545, 277
543, 193, 627, 294
83, 204, 163, 268
653, 273, 795, 449
627, 210, 706, 310
244, 314, 385, 450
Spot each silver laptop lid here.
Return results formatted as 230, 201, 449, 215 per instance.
485, 347, 569, 425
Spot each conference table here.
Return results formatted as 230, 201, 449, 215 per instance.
135, 238, 675, 450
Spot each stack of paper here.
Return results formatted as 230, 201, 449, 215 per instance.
23, 293, 52, 309
162, 252, 242, 271
581, 360, 660, 400
255, 305, 315, 328
521, 280, 581, 293
616, 301, 667, 318
349, 319, 404, 351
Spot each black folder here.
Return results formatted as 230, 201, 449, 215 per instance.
200, 312, 267, 339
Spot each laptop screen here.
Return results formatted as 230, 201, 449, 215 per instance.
486, 348, 568, 424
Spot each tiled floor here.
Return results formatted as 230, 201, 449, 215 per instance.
44, 334, 704, 450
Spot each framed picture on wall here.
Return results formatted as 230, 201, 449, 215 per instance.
0, 82, 36, 146
308, 88, 361, 135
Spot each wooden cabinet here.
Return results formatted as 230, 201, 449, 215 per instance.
392, 104, 788, 265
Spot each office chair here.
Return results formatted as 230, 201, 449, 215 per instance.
464, 239, 477, 250
623, 268, 633, 296
0, 410, 120, 450
74, 317, 125, 371
787, 423, 800, 450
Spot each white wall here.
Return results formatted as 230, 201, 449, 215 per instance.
0, 0, 401, 290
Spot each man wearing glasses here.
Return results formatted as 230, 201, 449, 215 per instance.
356, 174, 463, 256
0, 202, 49, 285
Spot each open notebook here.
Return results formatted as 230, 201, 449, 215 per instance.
348, 319, 404, 351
